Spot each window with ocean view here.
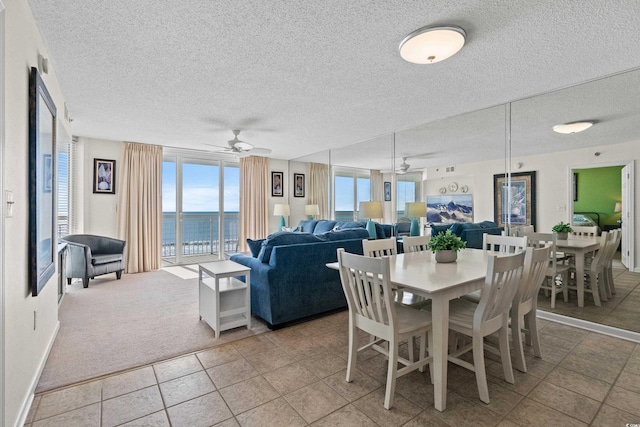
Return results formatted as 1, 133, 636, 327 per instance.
397, 173, 421, 218
334, 171, 370, 221
162, 153, 240, 265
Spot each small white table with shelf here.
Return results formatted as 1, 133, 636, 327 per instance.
198, 260, 251, 338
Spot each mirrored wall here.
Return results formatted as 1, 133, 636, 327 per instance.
290, 66, 640, 334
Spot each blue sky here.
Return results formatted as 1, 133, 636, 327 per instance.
162, 161, 240, 212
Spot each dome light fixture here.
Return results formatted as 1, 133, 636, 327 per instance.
399, 25, 466, 64
552, 121, 594, 134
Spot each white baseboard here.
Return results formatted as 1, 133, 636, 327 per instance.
14, 320, 60, 427
538, 311, 640, 343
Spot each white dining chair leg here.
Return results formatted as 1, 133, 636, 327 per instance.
418, 334, 426, 373
384, 342, 399, 410
524, 311, 542, 358
549, 277, 557, 309
408, 336, 415, 366
346, 318, 358, 382
473, 334, 490, 404
512, 314, 527, 373
499, 321, 515, 384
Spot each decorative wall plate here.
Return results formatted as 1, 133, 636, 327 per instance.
448, 182, 458, 192
460, 185, 469, 193
439, 187, 447, 194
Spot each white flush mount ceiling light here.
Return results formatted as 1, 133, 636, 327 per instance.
399, 25, 466, 64
552, 121, 594, 134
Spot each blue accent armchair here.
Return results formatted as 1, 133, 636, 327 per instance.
61, 234, 126, 288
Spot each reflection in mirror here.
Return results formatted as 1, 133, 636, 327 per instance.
511, 67, 639, 333
289, 150, 330, 226
330, 134, 394, 223
397, 105, 506, 231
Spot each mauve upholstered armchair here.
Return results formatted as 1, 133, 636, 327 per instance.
61, 234, 126, 288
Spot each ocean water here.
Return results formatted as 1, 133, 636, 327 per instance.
162, 212, 239, 256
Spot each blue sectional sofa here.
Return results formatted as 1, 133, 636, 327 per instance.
230, 223, 370, 328
430, 221, 504, 249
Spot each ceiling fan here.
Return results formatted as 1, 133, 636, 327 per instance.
205, 130, 272, 157
397, 157, 411, 174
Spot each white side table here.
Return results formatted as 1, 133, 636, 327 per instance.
198, 260, 251, 338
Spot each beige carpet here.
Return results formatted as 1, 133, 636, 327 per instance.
36, 269, 268, 393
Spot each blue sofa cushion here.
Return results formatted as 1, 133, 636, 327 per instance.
246, 238, 264, 258
478, 220, 499, 228
335, 221, 366, 231
297, 220, 319, 233
257, 232, 321, 263
313, 220, 338, 233
316, 228, 370, 241
430, 224, 451, 236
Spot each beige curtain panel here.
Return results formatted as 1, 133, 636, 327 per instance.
309, 162, 329, 219
116, 142, 163, 273
370, 169, 383, 201
239, 156, 269, 252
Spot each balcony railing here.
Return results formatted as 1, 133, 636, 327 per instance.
162, 212, 239, 260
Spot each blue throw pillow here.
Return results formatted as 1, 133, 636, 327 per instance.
449, 223, 465, 236
246, 239, 264, 258
318, 228, 370, 241
256, 231, 321, 263
478, 221, 499, 228
313, 220, 338, 233
430, 224, 451, 236
335, 221, 366, 230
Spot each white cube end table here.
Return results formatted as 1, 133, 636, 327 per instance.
198, 260, 251, 338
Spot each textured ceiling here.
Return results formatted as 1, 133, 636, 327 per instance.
27, 0, 640, 164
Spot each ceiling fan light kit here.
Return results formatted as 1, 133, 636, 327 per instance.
399, 25, 466, 64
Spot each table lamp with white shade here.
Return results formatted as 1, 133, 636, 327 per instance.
405, 202, 427, 236
304, 204, 320, 220
359, 201, 383, 239
274, 204, 290, 229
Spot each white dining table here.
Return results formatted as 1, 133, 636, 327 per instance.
555, 237, 601, 307
328, 248, 490, 411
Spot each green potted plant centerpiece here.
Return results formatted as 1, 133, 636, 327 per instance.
428, 229, 467, 263
552, 221, 572, 240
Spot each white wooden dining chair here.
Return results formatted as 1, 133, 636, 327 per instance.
511, 246, 550, 373
337, 248, 432, 410
569, 231, 612, 306
527, 232, 570, 308
509, 225, 534, 237
362, 237, 397, 258
483, 234, 527, 254
423, 252, 525, 404
403, 235, 431, 253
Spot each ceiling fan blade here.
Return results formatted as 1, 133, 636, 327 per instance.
203, 143, 231, 151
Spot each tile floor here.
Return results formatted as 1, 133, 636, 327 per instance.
26, 308, 640, 427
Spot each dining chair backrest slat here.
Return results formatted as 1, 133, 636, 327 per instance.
362, 237, 397, 258
476, 252, 525, 326
403, 235, 431, 253
571, 226, 598, 237
483, 234, 527, 255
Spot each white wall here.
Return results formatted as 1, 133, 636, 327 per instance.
3, 1, 72, 425
78, 137, 123, 237
425, 139, 640, 268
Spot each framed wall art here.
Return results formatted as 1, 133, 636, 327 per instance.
384, 182, 391, 201
272, 171, 283, 197
493, 171, 537, 229
294, 173, 305, 197
29, 67, 57, 296
93, 158, 116, 194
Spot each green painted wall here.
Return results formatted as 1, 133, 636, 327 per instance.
574, 166, 622, 228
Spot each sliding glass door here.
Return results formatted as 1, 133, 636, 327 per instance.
162, 152, 240, 265
334, 170, 370, 221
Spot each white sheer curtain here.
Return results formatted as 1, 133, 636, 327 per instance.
309, 162, 329, 219
370, 169, 383, 201
239, 156, 269, 251
116, 142, 163, 273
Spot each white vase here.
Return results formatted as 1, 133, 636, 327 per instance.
556, 232, 569, 240
435, 250, 457, 263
